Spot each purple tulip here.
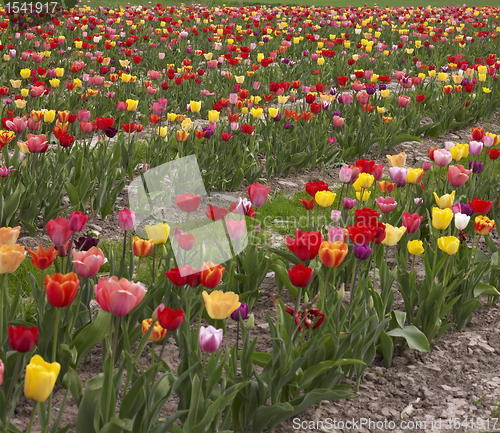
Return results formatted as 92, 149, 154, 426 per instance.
230, 303, 249, 321
353, 243, 372, 260
74, 236, 99, 251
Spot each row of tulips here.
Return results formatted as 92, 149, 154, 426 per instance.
0, 125, 499, 431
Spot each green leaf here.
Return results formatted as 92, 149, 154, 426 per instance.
474, 282, 500, 298
71, 310, 111, 366
391, 311, 406, 329
250, 352, 272, 368
387, 325, 430, 352
3, 182, 25, 226
62, 367, 83, 407
380, 330, 394, 368
64, 183, 80, 209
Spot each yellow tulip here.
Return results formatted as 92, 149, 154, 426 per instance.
208, 110, 220, 123
235, 75, 244, 84
353, 172, 375, 191
377, 106, 385, 114
10, 79, 21, 88
20, 69, 31, 79
277, 95, 289, 104
55, 68, 64, 77
317, 57, 324, 66
24, 355, 60, 403
121, 73, 131, 83
181, 118, 193, 132
428, 70, 436, 78
449, 143, 469, 161
408, 240, 424, 256
315, 191, 336, 207
49, 79, 60, 88
145, 223, 170, 245
119, 59, 130, 67
437, 236, 460, 255
17, 141, 29, 154
0, 226, 21, 246
268, 107, 279, 118
73, 78, 82, 88
126, 99, 138, 111
432, 207, 453, 230
380, 89, 390, 98
251, 107, 263, 118
438, 72, 448, 82
433, 191, 455, 209
475, 215, 495, 235
356, 190, 372, 201
405, 168, 424, 184
157, 126, 167, 138
190, 100, 202, 113
382, 224, 407, 246
167, 112, 177, 122
21, 88, 29, 97
14, 99, 27, 109
386, 152, 406, 167
202, 290, 241, 320
43, 110, 56, 123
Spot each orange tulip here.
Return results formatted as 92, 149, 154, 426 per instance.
176, 131, 189, 142
378, 181, 396, 194
318, 241, 348, 268
44, 272, 80, 308
200, 261, 225, 289
26, 245, 58, 270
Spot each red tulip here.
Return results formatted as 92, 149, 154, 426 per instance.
355, 208, 379, 226
8, 324, 39, 352
200, 261, 225, 289
205, 205, 228, 221
284, 229, 323, 261
68, 211, 88, 232
155, 304, 184, 331
174, 228, 196, 250
348, 223, 377, 244
298, 197, 315, 210
285, 307, 325, 331
176, 193, 201, 213
165, 266, 189, 286
287, 264, 313, 287
468, 198, 493, 215
248, 182, 270, 207
471, 127, 485, 141
305, 181, 329, 197
46, 218, 73, 246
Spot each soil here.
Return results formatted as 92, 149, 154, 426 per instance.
9, 112, 500, 432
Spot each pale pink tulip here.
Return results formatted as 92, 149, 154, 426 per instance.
72, 247, 108, 278
94, 276, 146, 317
226, 218, 246, 240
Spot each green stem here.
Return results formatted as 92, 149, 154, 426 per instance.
411, 254, 416, 274
122, 230, 128, 261
470, 232, 480, 268
321, 268, 331, 311
27, 402, 38, 433
52, 308, 60, 362
152, 244, 157, 285
2, 351, 22, 425
349, 260, 361, 322
193, 352, 207, 426
286, 286, 302, 352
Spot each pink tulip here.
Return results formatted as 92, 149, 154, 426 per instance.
328, 226, 346, 242
402, 212, 423, 234
118, 209, 135, 231
148, 70, 161, 80
80, 122, 93, 133
72, 247, 108, 278
333, 115, 345, 127
30, 86, 44, 97
398, 95, 410, 108
46, 218, 73, 246
0, 358, 3, 387
0, 165, 16, 178
229, 93, 238, 104
375, 196, 398, 213
468, 141, 483, 156
5, 117, 27, 134
226, 218, 246, 240
248, 183, 270, 208
68, 211, 88, 232
448, 164, 472, 187
433, 149, 452, 167
253, 81, 261, 90
389, 167, 409, 187
94, 276, 146, 317
341, 93, 353, 105
27, 119, 40, 131
26, 134, 48, 153
199, 325, 223, 353
482, 134, 495, 147
78, 109, 91, 122
357, 91, 369, 105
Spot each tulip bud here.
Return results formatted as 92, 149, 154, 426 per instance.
245, 313, 255, 330
337, 284, 345, 304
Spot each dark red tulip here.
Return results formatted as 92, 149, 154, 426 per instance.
287, 264, 313, 287
8, 324, 39, 352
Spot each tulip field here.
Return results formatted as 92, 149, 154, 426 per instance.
1, 1, 500, 432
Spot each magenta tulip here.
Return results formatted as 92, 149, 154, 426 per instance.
199, 325, 223, 353
68, 211, 88, 232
